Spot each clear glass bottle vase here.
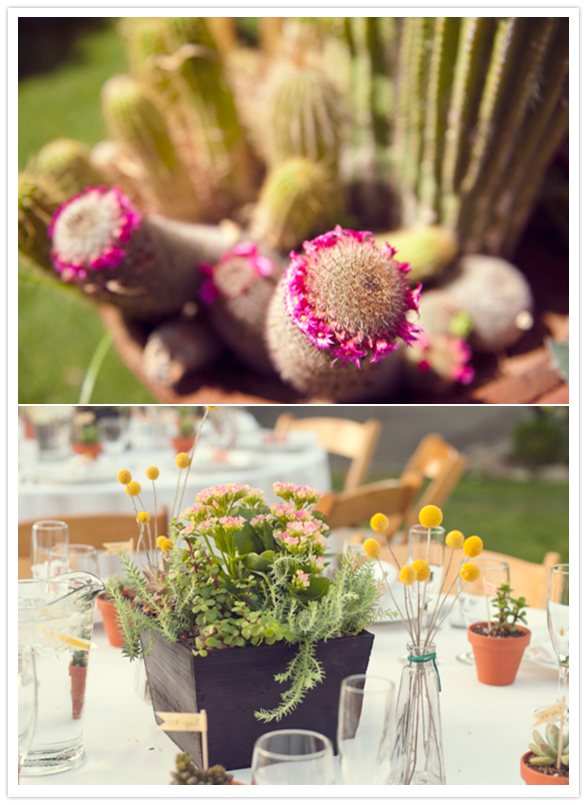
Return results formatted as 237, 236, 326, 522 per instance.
389, 642, 446, 785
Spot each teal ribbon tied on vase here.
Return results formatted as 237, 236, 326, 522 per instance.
390, 643, 446, 785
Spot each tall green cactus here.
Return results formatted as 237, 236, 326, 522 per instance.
102, 74, 201, 220
389, 16, 569, 256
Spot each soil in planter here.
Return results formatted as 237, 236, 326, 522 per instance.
523, 756, 569, 779
470, 625, 527, 638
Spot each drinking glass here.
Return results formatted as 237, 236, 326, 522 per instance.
407, 525, 445, 625
547, 564, 569, 705
18, 647, 38, 777
31, 521, 69, 580
251, 729, 335, 785
456, 559, 509, 664
49, 544, 99, 577
338, 675, 395, 784
98, 416, 127, 456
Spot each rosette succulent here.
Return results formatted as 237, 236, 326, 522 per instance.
266, 225, 420, 399
171, 753, 234, 785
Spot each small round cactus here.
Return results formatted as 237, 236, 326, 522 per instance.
445, 255, 534, 352
170, 752, 234, 785
404, 332, 475, 392
18, 172, 62, 272
266, 226, 419, 399
205, 242, 284, 375
250, 157, 341, 251
35, 139, 107, 199
414, 289, 472, 339
142, 316, 222, 387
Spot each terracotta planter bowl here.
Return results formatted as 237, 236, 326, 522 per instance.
172, 436, 195, 454
97, 594, 124, 648
467, 622, 531, 686
520, 752, 569, 785
72, 442, 102, 459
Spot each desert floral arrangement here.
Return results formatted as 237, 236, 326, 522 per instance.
108, 412, 382, 721
364, 504, 483, 648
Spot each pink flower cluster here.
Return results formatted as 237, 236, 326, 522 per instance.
200, 241, 274, 304
273, 482, 321, 505
49, 186, 142, 280
294, 570, 310, 589
414, 333, 475, 384
199, 515, 246, 531
282, 225, 422, 368
195, 483, 263, 506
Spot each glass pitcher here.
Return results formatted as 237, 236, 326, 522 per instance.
18, 572, 104, 776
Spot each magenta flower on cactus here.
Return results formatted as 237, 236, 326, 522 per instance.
200, 242, 274, 305
282, 226, 422, 367
49, 186, 142, 281
413, 332, 475, 384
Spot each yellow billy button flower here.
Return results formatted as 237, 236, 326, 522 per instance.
136, 512, 150, 524
399, 565, 417, 585
175, 452, 191, 469
370, 512, 389, 533
412, 559, 430, 582
363, 538, 381, 559
419, 505, 443, 528
460, 562, 480, 583
205, 405, 217, 410
117, 469, 132, 485
146, 466, 160, 481
126, 481, 142, 497
445, 530, 465, 550
463, 535, 483, 558
156, 536, 173, 552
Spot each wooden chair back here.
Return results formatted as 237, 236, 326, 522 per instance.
315, 476, 421, 531
18, 508, 168, 579
274, 414, 382, 492
391, 434, 467, 539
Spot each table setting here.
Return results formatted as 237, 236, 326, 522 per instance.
16, 408, 572, 791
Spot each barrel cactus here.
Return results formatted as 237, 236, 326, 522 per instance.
266, 225, 419, 399
170, 753, 234, 785
18, 172, 63, 272
35, 138, 106, 198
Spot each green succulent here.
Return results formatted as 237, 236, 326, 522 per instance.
170, 753, 234, 785
529, 724, 569, 768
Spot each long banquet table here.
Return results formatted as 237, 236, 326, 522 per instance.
17, 606, 570, 792
18, 433, 331, 522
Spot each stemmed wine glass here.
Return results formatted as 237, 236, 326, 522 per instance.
251, 729, 335, 784
338, 675, 395, 784
456, 558, 509, 664
547, 564, 569, 706
407, 525, 445, 623
18, 646, 37, 779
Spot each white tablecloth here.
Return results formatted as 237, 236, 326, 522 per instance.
16, 607, 571, 792
18, 434, 331, 523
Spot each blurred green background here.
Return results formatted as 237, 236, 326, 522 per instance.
19, 19, 156, 403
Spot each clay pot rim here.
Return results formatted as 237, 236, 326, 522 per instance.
468, 621, 531, 648
520, 751, 569, 785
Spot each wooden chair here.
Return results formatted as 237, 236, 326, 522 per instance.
18, 508, 168, 579
274, 414, 382, 492
385, 433, 467, 540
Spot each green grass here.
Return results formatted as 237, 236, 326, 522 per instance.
19, 20, 155, 403
333, 472, 569, 564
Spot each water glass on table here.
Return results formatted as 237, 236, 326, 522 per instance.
31, 520, 69, 580
18, 646, 37, 779
48, 544, 100, 577
455, 558, 509, 664
338, 674, 395, 784
407, 525, 445, 623
251, 729, 335, 784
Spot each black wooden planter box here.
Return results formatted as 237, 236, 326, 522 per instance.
143, 630, 374, 771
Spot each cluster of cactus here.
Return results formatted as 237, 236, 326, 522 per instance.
170, 753, 234, 785
18, 16, 568, 401
529, 724, 569, 768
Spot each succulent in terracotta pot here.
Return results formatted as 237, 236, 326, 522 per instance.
520, 722, 569, 785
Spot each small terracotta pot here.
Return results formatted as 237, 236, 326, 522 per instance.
230, 781, 245, 785
97, 593, 124, 648
467, 622, 531, 686
68, 662, 88, 719
72, 442, 102, 459
520, 752, 569, 785
172, 436, 195, 454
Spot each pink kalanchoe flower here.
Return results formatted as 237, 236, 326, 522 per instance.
281, 225, 421, 367
49, 186, 142, 280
